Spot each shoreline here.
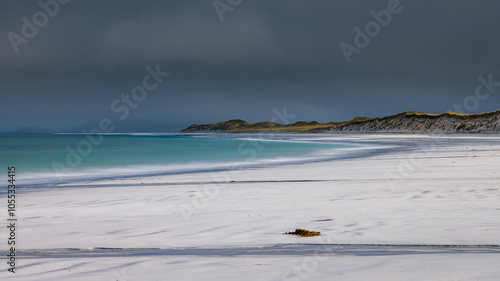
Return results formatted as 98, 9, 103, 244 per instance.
18, 134, 392, 189
2, 134, 500, 280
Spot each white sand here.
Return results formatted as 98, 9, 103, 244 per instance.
2, 134, 500, 280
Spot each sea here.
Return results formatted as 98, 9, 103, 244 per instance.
0, 133, 367, 186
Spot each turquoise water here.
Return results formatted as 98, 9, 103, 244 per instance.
0, 134, 354, 185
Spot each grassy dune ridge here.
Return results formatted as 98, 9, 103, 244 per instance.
181, 110, 500, 133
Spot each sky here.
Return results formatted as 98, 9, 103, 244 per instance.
1, 0, 500, 132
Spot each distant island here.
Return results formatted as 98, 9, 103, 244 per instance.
181, 110, 500, 134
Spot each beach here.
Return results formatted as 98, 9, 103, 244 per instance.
2, 134, 500, 280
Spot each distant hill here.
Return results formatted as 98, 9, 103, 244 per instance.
181, 110, 500, 134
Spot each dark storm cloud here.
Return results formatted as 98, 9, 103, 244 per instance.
1, 0, 498, 73
1, 0, 500, 132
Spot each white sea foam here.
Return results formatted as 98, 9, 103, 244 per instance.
21, 143, 386, 186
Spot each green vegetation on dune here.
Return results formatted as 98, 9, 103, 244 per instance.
180, 109, 500, 133
182, 119, 339, 132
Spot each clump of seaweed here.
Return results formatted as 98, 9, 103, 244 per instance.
284, 228, 321, 237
